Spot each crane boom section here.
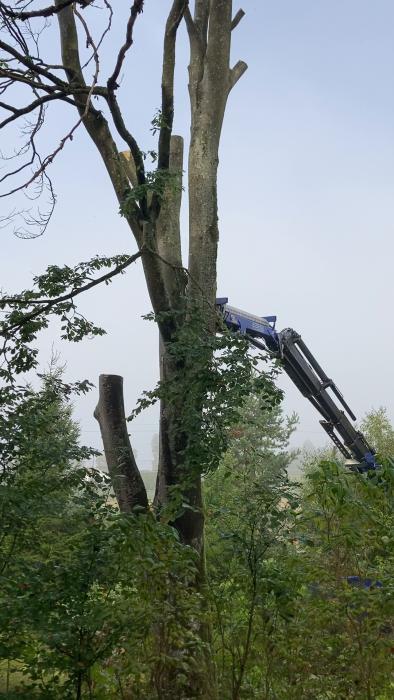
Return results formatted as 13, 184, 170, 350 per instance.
216, 298, 377, 472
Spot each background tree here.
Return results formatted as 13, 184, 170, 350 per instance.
273, 457, 394, 699
205, 394, 299, 699
360, 407, 394, 459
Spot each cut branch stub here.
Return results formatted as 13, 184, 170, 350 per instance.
231, 8, 245, 31
119, 150, 138, 188
94, 374, 148, 513
229, 59, 248, 91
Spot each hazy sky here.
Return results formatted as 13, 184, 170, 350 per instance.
2, 1, 394, 467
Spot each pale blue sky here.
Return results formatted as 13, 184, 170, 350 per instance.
1, 2, 393, 465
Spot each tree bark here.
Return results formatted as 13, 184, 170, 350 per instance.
94, 374, 148, 513
156, 134, 186, 308
53, 3, 246, 696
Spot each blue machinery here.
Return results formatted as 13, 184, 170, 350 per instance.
216, 298, 377, 473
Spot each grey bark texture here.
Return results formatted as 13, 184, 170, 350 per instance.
94, 375, 148, 514
55, 0, 246, 548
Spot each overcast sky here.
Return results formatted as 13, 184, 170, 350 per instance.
2, 1, 394, 467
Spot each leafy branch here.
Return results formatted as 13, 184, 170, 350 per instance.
0, 251, 142, 381
119, 169, 182, 217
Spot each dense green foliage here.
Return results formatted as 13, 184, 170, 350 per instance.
1, 265, 393, 697
360, 407, 394, 459
0, 374, 204, 698
204, 401, 394, 699
2, 369, 393, 697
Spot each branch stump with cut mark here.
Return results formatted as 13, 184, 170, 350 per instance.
94, 374, 148, 513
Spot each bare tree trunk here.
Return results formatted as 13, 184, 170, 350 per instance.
94, 374, 148, 513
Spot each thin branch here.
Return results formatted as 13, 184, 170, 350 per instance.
107, 0, 144, 90
0, 100, 17, 113
0, 66, 106, 96
1, 102, 46, 186
0, 95, 94, 199
0, 68, 60, 93
0, 92, 75, 130
0, 38, 68, 88
0, 0, 92, 21
0, 8, 29, 55
105, 91, 146, 188
1, 250, 143, 333
74, 3, 100, 90
104, 1, 146, 210
81, 0, 113, 70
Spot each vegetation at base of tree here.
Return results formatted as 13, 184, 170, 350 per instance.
0, 369, 206, 698
1, 362, 393, 698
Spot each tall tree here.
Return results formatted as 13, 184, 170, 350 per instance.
0, 0, 247, 550
0, 2, 249, 694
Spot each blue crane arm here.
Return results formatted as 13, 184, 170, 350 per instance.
216, 298, 377, 472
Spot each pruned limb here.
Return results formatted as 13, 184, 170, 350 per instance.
231, 8, 245, 31
0, 93, 76, 130
229, 59, 248, 91
0, 38, 67, 88
119, 150, 138, 188
94, 375, 148, 513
